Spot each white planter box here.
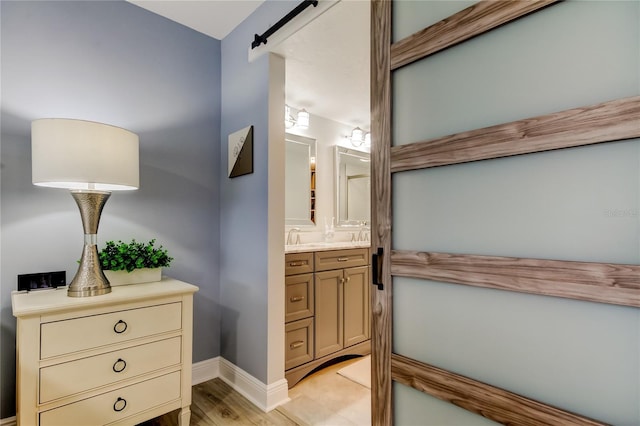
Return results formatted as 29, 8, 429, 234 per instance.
104, 268, 162, 287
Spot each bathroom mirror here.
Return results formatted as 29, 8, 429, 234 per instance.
285, 133, 316, 226
335, 146, 370, 226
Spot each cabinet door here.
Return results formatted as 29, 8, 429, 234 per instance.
314, 269, 344, 358
343, 266, 370, 347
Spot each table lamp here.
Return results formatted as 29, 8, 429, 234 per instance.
31, 118, 139, 297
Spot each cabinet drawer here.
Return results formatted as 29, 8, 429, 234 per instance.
41, 303, 182, 359
315, 248, 368, 272
285, 252, 314, 276
285, 318, 314, 370
285, 274, 314, 323
39, 371, 181, 426
40, 336, 181, 403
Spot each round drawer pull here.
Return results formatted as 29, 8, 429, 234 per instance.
289, 296, 305, 303
112, 358, 127, 373
113, 320, 128, 334
113, 397, 127, 412
290, 340, 304, 349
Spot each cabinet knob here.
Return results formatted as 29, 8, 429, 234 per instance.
112, 358, 127, 373
113, 397, 127, 412
289, 295, 305, 303
289, 341, 304, 349
113, 320, 128, 334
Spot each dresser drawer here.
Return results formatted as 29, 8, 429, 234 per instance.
285, 273, 314, 323
39, 371, 181, 426
315, 248, 368, 271
285, 252, 314, 276
285, 318, 314, 370
40, 336, 181, 403
41, 302, 182, 359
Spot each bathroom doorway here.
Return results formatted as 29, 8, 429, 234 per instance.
267, 0, 372, 419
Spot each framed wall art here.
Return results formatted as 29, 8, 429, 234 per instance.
228, 125, 254, 178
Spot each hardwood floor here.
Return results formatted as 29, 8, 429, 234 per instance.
140, 356, 371, 426
138, 379, 302, 426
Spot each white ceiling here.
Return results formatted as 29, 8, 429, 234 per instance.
128, 0, 265, 40
127, 0, 370, 130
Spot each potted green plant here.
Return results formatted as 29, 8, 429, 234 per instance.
99, 239, 173, 286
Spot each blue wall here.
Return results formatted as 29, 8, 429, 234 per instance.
0, 0, 221, 417
219, 0, 291, 384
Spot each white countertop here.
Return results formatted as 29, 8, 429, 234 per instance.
285, 241, 371, 253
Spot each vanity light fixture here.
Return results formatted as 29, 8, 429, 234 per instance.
349, 127, 370, 148
284, 105, 310, 130
296, 109, 309, 129
31, 118, 139, 297
350, 127, 364, 146
285, 105, 296, 129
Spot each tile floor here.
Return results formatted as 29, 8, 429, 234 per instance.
279, 356, 372, 426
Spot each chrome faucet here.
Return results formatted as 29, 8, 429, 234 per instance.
357, 222, 370, 242
287, 227, 301, 245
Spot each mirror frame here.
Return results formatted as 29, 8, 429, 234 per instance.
285, 133, 317, 227
334, 146, 370, 227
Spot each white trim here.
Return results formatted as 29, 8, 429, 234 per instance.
0, 416, 16, 426
218, 358, 290, 412
267, 52, 287, 388
248, 0, 341, 62
192, 356, 220, 385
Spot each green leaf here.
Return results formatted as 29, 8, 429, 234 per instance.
98, 238, 173, 272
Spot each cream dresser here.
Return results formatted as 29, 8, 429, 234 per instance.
11, 278, 198, 426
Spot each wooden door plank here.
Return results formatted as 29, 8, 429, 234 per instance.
392, 354, 606, 426
391, 250, 640, 307
391, 96, 640, 173
370, 1, 393, 425
391, 0, 560, 70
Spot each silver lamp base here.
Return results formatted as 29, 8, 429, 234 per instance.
68, 190, 112, 298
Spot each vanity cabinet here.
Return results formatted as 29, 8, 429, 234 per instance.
12, 278, 198, 426
285, 248, 370, 388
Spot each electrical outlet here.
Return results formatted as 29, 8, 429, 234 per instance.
17, 271, 66, 292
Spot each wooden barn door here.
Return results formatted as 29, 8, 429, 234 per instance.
370, 1, 640, 424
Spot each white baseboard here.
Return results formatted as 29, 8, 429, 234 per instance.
0, 416, 16, 426
0, 357, 288, 424
192, 356, 220, 385
218, 358, 290, 412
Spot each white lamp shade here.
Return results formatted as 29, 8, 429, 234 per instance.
32, 118, 139, 191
